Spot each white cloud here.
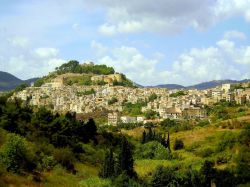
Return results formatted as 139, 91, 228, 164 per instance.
7, 36, 29, 48
47, 58, 66, 71
95, 0, 215, 35
34, 48, 59, 58
0, 43, 65, 79
99, 24, 117, 35
91, 40, 108, 57
92, 38, 250, 86
94, 45, 170, 85
171, 39, 250, 85
172, 47, 240, 85
5, 55, 66, 79
215, 0, 250, 22
223, 30, 247, 40
87, 0, 250, 35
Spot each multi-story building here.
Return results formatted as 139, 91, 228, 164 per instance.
108, 112, 120, 125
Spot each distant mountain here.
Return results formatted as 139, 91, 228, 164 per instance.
152, 79, 250, 90
149, 84, 185, 89
0, 71, 38, 91
24, 78, 39, 85
1, 69, 249, 91
188, 79, 250, 90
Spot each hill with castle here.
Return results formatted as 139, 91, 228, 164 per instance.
33, 60, 134, 88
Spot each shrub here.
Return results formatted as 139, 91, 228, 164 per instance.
185, 142, 201, 152
216, 152, 232, 164
108, 97, 118, 105
135, 141, 171, 160
151, 166, 172, 186
79, 144, 104, 166
200, 160, 216, 186
41, 155, 56, 171
216, 132, 237, 152
53, 147, 75, 171
52, 164, 66, 176
239, 124, 250, 146
214, 169, 236, 187
112, 173, 143, 187
173, 139, 184, 150
197, 120, 210, 127
0, 134, 36, 173
235, 146, 250, 184
79, 176, 112, 187
195, 147, 214, 158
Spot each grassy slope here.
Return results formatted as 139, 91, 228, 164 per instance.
1, 110, 249, 186
128, 111, 250, 179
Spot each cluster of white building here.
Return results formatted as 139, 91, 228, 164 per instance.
11, 76, 250, 126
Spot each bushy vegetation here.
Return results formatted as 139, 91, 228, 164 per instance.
144, 109, 159, 119
14, 83, 28, 92
56, 60, 115, 75
0, 97, 99, 175
34, 73, 57, 87
77, 89, 96, 96
123, 101, 147, 116
113, 74, 135, 87
0, 134, 36, 173
207, 100, 246, 121
173, 139, 184, 150
135, 141, 171, 160
169, 90, 187, 97
160, 118, 193, 133
148, 93, 158, 102
65, 74, 92, 86
0, 95, 250, 186
108, 97, 118, 105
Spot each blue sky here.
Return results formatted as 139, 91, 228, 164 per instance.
0, 0, 250, 86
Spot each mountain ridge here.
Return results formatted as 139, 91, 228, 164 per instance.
0, 71, 39, 91
152, 79, 250, 90
1, 70, 250, 91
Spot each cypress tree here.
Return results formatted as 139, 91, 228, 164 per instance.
116, 136, 135, 177
141, 131, 146, 144
148, 127, 153, 141
101, 148, 114, 178
167, 131, 171, 152
161, 134, 166, 147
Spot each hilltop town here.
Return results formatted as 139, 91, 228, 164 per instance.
11, 61, 250, 125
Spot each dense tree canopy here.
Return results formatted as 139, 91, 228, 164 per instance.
56, 60, 115, 75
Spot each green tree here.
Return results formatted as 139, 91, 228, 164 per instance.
200, 160, 216, 187
148, 93, 158, 102
116, 136, 136, 178
100, 149, 115, 178
173, 139, 184, 150
112, 173, 142, 187
235, 147, 250, 184
239, 125, 250, 147
141, 131, 146, 144
135, 141, 171, 160
169, 90, 186, 97
34, 78, 45, 87
57, 60, 80, 73
14, 83, 28, 92
53, 147, 75, 172
151, 165, 175, 187
144, 110, 159, 119
84, 118, 97, 141
108, 97, 118, 105
0, 134, 35, 173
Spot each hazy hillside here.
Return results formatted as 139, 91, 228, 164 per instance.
152, 79, 250, 90
187, 79, 250, 90
0, 71, 38, 91
149, 84, 185, 89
